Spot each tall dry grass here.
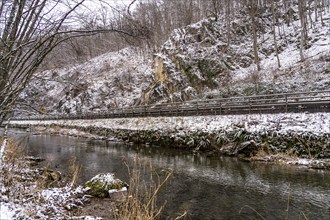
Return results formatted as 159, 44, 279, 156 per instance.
69, 157, 80, 187
0, 136, 34, 208
0, 137, 83, 219
115, 157, 187, 220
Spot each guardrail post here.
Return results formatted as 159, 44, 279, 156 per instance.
176, 103, 178, 116
219, 103, 222, 115
196, 102, 199, 115
285, 94, 288, 112
249, 98, 251, 114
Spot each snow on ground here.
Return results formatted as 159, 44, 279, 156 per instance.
9, 112, 330, 135
233, 5, 330, 82
18, 47, 153, 116
0, 172, 100, 220
0, 203, 15, 220
0, 137, 102, 220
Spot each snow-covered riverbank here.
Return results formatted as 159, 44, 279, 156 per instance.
7, 112, 330, 169
0, 142, 124, 220
0, 138, 94, 219
9, 112, 330, 135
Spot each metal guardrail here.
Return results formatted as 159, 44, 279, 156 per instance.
14, 90, 330, 121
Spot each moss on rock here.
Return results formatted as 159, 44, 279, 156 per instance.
84, 173, 128, 198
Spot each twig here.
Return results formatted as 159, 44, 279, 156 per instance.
239, 205, 266, 220
286, 183, 291, 220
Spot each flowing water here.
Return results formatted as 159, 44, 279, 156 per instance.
7, 130, 330, 219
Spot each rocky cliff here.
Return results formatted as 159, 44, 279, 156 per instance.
141, 6, 329, 104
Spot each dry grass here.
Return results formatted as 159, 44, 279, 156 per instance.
0, 137, 34, 203
0, 137, 83, 219
50, 125, 62, 133
69, 157, 80, 187
240, 183, 309, 220
2, 138, 27, 165
251, 145, 298, 164
36, 157, 80, 189
254, 147, 269, 158
115, 157, 182, 220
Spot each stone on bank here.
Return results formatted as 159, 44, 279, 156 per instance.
84, 173, 128, 198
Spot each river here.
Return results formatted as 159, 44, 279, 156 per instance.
8, 130, 330, 219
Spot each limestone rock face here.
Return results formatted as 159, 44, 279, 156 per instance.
141, 18, 237, 104
141, 8, 330, 104
84, 173, 128, 198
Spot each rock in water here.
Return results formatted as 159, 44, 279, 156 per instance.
235, 140, 260, 157
84, 173, 128, 198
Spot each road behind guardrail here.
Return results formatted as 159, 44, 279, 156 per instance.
14, 90, 330, 121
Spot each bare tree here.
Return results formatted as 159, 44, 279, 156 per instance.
245, 0, 261, 71
298, 0, 307, 61
225, 0, 232, 45
1, 0, 78, 124
271, 0, 281, 68
0, 0, 140, 125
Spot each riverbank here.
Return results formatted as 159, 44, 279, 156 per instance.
0, 138, 99, 219
1, 132, 178, 220
7, 112, 330, 169
0, 137, 140, 219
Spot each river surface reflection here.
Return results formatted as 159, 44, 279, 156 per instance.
9, 130, 330, 219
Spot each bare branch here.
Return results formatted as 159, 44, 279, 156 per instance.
127, 0, 138, 16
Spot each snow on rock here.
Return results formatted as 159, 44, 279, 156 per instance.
0, 178, 102, 219
84, 173, 128, 198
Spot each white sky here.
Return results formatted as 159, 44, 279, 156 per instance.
67, 0, 139, 26
80, 0, 137, 11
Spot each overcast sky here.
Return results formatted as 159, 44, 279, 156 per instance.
58, 0, 139, 27
81, 0, 137, 10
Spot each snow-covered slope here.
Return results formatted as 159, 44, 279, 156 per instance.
141, 3, 330, 104
19, 3, 330, 115
18, 48, 152, 116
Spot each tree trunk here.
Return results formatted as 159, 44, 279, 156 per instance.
226, 0, 231, 45
272, 0, 281, 68
250, 5, 261, 71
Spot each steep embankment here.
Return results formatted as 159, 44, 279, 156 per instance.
18, 48, 153, 116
